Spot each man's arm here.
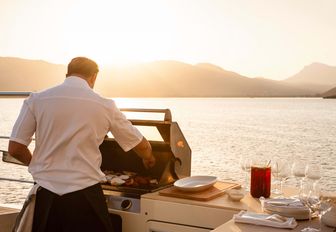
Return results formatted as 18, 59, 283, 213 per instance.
8, 95, 36, 166
8, 141, 32, 166
132, 137, 155, 168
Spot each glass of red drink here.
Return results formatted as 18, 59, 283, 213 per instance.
250, 165, 271, 198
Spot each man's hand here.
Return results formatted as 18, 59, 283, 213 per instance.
133, 137, 156, 169
142, 154, 156, 169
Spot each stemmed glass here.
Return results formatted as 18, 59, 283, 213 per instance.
278, 162, 291, 195
305, 162, 322, 191
271, 159, 291, 195
300, 184, 334, 231
292, 159, 307, 195
299, 182, 321, 220
239, 156, 252, 191
271, 158, 282, 194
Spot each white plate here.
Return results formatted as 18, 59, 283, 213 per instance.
174, 176, 217, 192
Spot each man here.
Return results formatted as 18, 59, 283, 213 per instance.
8, 57, 155, 232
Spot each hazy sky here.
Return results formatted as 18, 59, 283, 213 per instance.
0, 0, 335, 80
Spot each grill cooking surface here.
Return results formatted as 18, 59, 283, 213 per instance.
100, 140, 178, 195
101, 169, 172, 194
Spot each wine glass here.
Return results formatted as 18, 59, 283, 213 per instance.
299, 181, 317, 220
271, 158, 281, 194
300, 183, 333, 231
278, 162, 291, 195
305, 162, 322, 191
292, 159, 307, 194
299, 182, 323, 231
239, 156, 252, 191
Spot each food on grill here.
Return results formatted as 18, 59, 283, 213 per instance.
105, 174, 116, 181
123, 171, 137, 176
134, 176, 150, 185
150, 179, 159, 185
103, 170, 158, 187
124, 178, 135, 186
110, 177, 125, 185
119, 175, 130, 180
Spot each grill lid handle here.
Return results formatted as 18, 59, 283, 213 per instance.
120, 108, 172, 122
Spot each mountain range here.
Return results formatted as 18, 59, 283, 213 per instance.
284, 62, 336, 93
1, 57, 336, 97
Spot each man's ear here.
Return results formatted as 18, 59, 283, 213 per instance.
89, 73, 97, 88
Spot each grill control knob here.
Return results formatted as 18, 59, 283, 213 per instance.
121, 199, 132, 210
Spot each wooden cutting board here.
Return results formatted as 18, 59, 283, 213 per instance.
159, 181, 241, 201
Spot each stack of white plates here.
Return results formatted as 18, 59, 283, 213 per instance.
264, 198, 310, 220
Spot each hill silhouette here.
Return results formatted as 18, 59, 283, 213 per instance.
322, 86, 336, 98
0, 57, 333, 97
285, 62, 336, 93
96, 60, 312, 97
0, 57, 65, 91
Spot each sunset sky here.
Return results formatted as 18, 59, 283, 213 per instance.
0, 0, 335, 80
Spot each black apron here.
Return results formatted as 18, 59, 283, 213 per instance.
32, 183, 114, 232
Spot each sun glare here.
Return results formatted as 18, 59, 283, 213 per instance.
60, 1, 177, 66
2, 0, 335, 79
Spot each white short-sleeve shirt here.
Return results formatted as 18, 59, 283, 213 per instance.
10, 76, 143, 195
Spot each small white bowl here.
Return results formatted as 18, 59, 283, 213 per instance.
227, 189, 245, 201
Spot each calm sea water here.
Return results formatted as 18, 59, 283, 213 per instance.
1, 97, 336, 206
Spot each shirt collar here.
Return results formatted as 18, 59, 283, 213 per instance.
63, 76, 91, 89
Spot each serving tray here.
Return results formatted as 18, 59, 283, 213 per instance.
159, 181, 240, 201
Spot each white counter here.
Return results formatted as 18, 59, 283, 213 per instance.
142, 189, 248, 230
142, 187, 336, 232
0, 205, 20, 232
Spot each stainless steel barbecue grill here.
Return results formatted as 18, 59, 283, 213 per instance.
97, 108, 191, 232
100, 108, 191, 195
100, 109, 191, 216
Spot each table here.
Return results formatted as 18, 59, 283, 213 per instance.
211, 187, 336, 232
212, 219, 336, 232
